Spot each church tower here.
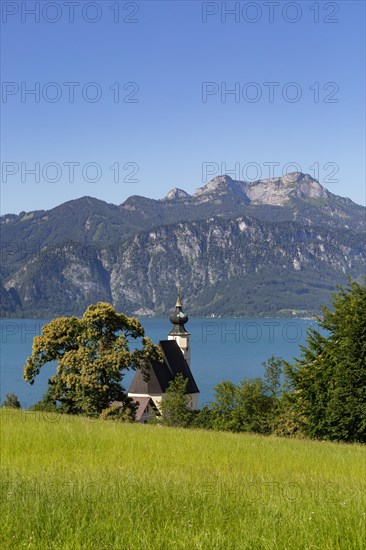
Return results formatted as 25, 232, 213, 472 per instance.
128, 286, 199, 418
168, 288, 191, 369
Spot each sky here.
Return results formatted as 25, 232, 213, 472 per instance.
1, 0, 365, 214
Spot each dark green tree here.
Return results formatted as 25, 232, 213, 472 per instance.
2, 392, 21, 409
233, 378, 273, 434
264, 356, 283, 399
190, 405, 215, 430
23, 302, 162, 417
263, 356, 286, 432
210, 380, 239, 432
159, 374, 193, 428
286, 278, 366, 442
208, 358, 285, 434
31, 392, 59, 413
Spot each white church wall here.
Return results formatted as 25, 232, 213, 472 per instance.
168, 333, 191, 368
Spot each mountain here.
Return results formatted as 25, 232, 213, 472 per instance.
193, 172, 329, 205
164, 188, 192, 201
1, 173, 365, 317
117, 172, 364, 233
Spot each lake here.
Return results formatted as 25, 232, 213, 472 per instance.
0, 317, 324, 408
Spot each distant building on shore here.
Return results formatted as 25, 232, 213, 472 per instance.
128, 289, 199, 423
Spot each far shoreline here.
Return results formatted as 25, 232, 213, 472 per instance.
0, 313, 319, 321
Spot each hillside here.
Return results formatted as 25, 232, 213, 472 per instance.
1, 409, 365, 549
1, 173, 365, 317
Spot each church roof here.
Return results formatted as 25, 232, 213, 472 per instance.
131, 396, 157, 422
128, 339, 199, 395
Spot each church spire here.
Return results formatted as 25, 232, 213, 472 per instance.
175, 286, 182, 308
169, 286, 188, 334
168, 286, 191, 368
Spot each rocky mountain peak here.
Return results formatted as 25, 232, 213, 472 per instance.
194, 175, 235, 196
193, 175, 249, 204
164, 188, 191, 201
191, 172, 329, 206
294, 175, 329, 200
244, 172, 329, 205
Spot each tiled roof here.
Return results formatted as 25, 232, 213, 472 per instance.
128, 339, 199, 395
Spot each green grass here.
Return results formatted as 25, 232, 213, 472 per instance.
1, 409, 365, 549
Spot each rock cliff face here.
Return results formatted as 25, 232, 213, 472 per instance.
244, 172, 329, 204
104, 217, 364, 316
1, 173, 365, 317
193, 173, 329, 205
164, 188, 191, 201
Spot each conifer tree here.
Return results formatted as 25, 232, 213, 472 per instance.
286, 278, 366, 442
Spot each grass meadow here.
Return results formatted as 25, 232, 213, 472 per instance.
1, 409, 365, 549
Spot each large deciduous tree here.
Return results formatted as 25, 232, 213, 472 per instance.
24, 302, 162, 417
286, 278, 366, 442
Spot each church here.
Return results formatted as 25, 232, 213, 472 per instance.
128, 290, 200, 423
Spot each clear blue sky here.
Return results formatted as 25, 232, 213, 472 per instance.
1, 0, 365, 214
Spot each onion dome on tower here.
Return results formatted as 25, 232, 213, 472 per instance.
168, 287, 190, 368
169, 287, 189, 334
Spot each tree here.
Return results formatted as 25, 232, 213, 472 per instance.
207, 357, 286, 434
190, 405, 215, 430
210, 380, 239, 432
286, 278, 366, 442
233, 378, 273, 434
264, 356, 283, 400
159, 374, 193, 428
263, 356, 286, 432
23, 302, 162, 417
31, 392, 59, 413
2, 392, 21, 409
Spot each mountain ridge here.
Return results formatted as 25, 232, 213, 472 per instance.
1, 172, 365, 318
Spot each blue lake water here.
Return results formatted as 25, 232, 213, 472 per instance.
0, 317, 324, 408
